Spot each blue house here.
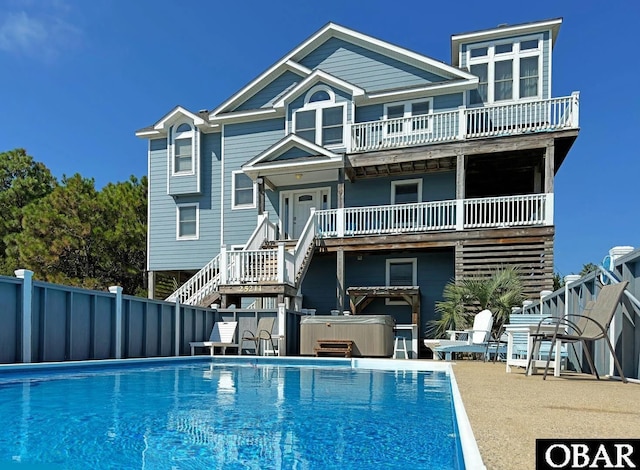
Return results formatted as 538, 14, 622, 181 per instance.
136, 18, 579, 345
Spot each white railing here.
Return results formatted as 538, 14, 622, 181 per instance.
315, 194, 552, 238
243, 212, 278, 250
223, 249, 280, 284
165, 253, 221, 304
170, 194, 553, 304
350, 93, 579, 153
292, 208, 318, 283
463, 193, 550, 228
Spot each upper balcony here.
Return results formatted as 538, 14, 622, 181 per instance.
348, 93, 579, 154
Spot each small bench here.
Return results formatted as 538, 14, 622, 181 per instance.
314, 339, 353, 358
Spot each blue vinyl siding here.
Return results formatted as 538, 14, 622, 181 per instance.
275, 147, 315, 161
301, 250, 455, 334
345, 172, 455, 207
223, 119, 285, 247
148, 134, 221, 271
300, 37, 448, 92
434, 93, 463, 111
235, 70, 305, 111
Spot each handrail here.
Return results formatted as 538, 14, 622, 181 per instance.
291, 208, 317, 285
244, 212, 277, 251
165, 253, 221, 304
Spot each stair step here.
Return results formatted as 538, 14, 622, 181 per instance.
314, 339, 353, 358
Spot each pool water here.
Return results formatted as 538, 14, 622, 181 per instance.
0, 361, 463, 469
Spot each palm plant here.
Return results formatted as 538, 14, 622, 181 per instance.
427, 266, 524, 339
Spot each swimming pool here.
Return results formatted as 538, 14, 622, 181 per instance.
0, 358, 483, 469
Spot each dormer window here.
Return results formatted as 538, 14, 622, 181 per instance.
468, 35, 541, 104
293, 85, 346, 147
172, 122, 195, 174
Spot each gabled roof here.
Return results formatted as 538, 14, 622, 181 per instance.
135, 106, 218, 137
451, 18, 563, 66
211, 22, 476, 117
272, 70, 365, 108
242, 134, 342, 177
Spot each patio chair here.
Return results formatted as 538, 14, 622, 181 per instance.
432, 309, 502, 360
241, 317, 276, 356
526, 281, 629, 382
190, 321, 238, 356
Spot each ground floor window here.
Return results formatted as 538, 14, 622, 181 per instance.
385, 258, 417, 305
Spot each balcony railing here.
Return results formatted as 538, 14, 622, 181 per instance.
315, 193, 553, 238
350, 93, 579, 153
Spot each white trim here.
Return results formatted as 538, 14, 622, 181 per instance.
279, 187, 331, 239
391, 178, 423, 204
220, 124, 225, 247
292, 96, 347, 148
273, 70, 365, 109
243, 134, 342, 169
153, 105, 207, 131
365, 79, 477, 104
231, 170, 257, 210
210, 108, 281, 124
171, 121, 196, 177
385, 258, 418, 305
451, 18, 562, 65
176, 203, 199, 240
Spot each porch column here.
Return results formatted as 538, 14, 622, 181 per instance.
257, 178, 265, 215
544, 142, 555, 194
337, 168, 345, 209
455, 154, 465, 230
336, 249, 345, 311
455, 153, 465, 199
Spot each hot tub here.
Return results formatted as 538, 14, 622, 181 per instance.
300, 315, 395, 357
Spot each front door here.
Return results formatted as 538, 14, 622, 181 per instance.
293, 193, 316, 238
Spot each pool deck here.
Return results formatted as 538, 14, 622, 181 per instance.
449, 360, 640, 470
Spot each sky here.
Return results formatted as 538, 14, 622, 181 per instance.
0, 0, 637, 277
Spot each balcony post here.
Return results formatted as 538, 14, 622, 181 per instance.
544, 193, 554, 225
277, 242, 286, 283
336, 208, 345, 237
457, 106, 466, 139
219, 246, 228, 284
571, 91, 580, 128
455, 199, 464, 230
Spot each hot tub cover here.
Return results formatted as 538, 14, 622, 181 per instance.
300, 315, 395, 327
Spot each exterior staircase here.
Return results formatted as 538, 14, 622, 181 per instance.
165, 211, 317, 307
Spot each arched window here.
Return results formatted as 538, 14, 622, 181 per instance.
172, 122, 195, 174
294, 85, 345, 147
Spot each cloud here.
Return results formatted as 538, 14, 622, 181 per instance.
0, 6, 81, 61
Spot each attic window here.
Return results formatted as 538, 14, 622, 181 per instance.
309, 90, 330, 102
172, 122, 195, 175
294, 85, 345, 147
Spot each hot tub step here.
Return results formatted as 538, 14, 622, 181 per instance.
314, 339, 353, 358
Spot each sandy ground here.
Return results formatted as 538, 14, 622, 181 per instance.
450, 361, 640, 470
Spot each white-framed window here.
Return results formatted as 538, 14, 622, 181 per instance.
293, 85, 346, 147
172, 122, 195, 175
467, 35, 542, 104
383, 98, 433, 135
391, 179, 423, 204
176, 203, 199, 240
232, 171, 256, 209
385, 258, 417, 305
